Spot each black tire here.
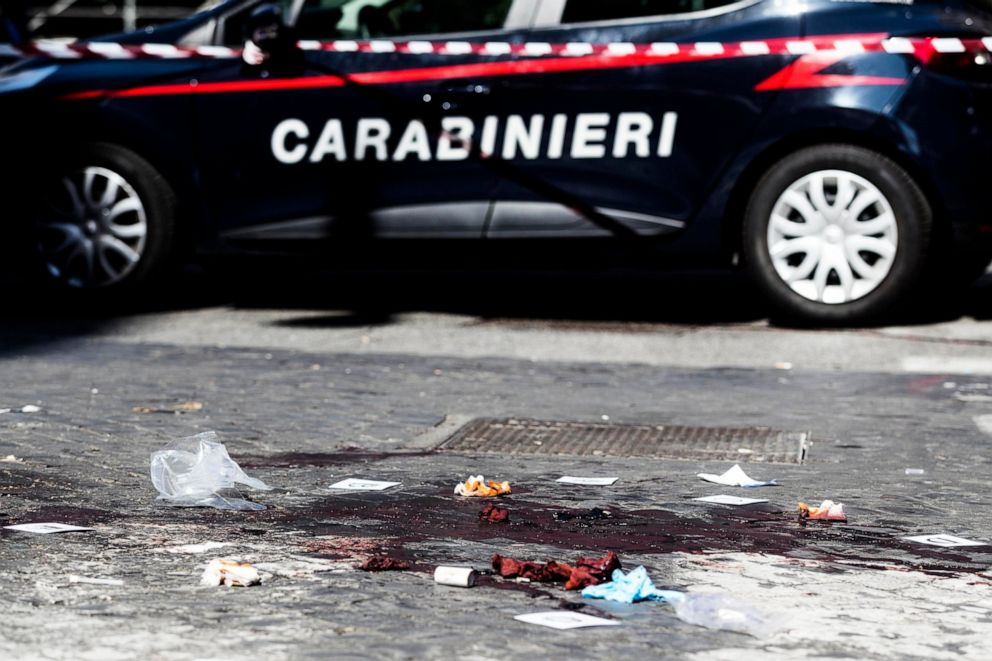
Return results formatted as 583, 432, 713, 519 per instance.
28, 142, 177, 296
742, 144, 932, 325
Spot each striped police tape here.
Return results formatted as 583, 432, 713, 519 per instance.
1, 35, 991, 61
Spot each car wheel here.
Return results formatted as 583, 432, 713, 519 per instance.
31, 143, 176, 293
743, 144, 932, 324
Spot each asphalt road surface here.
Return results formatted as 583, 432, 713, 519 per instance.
1, 263, 991, 659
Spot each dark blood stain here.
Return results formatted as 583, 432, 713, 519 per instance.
254, 493, 992, 575
239, 449, 435, 469
356, 557, 411, 571
2, 506, 118, 527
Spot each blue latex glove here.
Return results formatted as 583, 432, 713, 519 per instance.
581, 566, 684, 604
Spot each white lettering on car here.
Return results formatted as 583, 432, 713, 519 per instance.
271, 112, 679, 164
355, 118, 391, 161
571, 113, 611, 159
309, 118, 346, 162
272, 118, 309, 164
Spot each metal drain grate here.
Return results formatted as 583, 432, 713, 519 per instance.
439, 418, 809, 464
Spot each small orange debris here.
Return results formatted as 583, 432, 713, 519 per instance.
454, 475, 511, 497
798, 500, 847, 521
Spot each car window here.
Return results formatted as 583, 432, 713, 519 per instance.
295, 0, 513, 40
220, 0, 296, 46
560, 0, 741, 24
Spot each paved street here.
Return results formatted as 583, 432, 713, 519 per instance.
1, 264, 991, 659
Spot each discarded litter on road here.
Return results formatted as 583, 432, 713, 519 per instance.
132, 400, 203, 415
20, 404, 41, 413
454, 475, 511, 497
693, 495, 768, 506
434, 566, 476, 587
329, 478, 401, 491
479, 503, 510, 523
492, 551, 620, 590
513, 611, 620, 630
357, 557, 411, 571
669, 592, 783, 638
1, 455, 24, 463
581, 566, 682, 604
903, 534, 987, 548
150, 431, 272, 511
556, 476, 619, 486
798, 500, 847, 521
201, 559, 262, 587
905, 468, 926, 476
698, 464, 778, 488
3, 522, 93, 534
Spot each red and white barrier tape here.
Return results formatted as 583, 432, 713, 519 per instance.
2, 35, 991, 62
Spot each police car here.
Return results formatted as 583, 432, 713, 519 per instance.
2, 0, 991, 323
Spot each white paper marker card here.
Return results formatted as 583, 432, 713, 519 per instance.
328, 479, 401, 491
903, 534, 986, 548
556, 477, 619, 486
514, 611, 621, 630
693, 495, 768, 506
4, 523, 93, 534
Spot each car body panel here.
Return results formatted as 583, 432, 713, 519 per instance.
2, 0, 992, 266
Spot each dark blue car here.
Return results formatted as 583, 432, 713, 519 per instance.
2, 0, 991, 323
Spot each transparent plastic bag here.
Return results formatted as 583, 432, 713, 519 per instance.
670, 592, 784, 638
150, 431, 272, 511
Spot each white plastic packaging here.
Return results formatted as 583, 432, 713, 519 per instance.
150, 431, 272, 511
434, 566, 476, 587
670, 593, 783, 638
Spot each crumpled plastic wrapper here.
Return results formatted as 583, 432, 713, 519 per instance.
799, 499, 847, 521
201, 559, 261, 587
150, 431, 272, 511
454, 475, 511, 497
582, 566, 682, 604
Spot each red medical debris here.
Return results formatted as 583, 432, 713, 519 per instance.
479, 503, 510, 524
491, 551, 620, 590
356, 556, 411, 571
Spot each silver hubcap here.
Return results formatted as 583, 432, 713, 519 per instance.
768, 169, 898, 305
37, 166, 147, 288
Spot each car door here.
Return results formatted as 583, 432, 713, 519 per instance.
484, 0, 801, 238
192, 0, 538, 243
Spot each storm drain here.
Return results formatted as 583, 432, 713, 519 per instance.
439, 418, 809, 464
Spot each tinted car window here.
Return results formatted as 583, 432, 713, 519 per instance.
221, 0, 295, 46
561, 0, 741, 23
295, 0, 512, 40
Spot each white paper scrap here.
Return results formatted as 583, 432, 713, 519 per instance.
903, 534, 987, 548
69, 575, 124, 586
697, 464, 778, 488
4, 522, 93, 534
329, 478, 401, 491
693, 495, 768, 506
905, 468, 926, 476
164, 541, 232, 554
556, 476, 619, 486
514, 611, 621, 630
20, 405, 41, 413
